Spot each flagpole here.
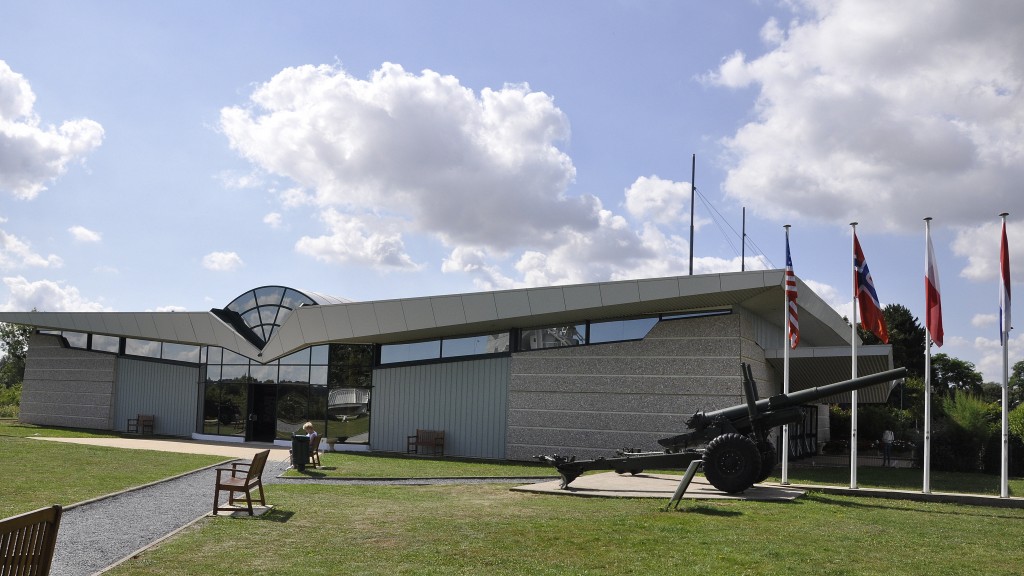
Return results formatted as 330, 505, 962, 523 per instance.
850, 222, 859, 490
923, 217, 934, 494
782, 224, 792, 485
1000, 212, 1010, 499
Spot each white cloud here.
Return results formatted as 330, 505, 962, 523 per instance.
201, 251, 244, 272
953, 220, 1022, 282
711, 1, 1024, 232
0, 276, 108, 312
151, 305, 187, 312
295, 208, 421, 270
972, 313, 997, 328
263, 212, 283, 229
68, 225, 101, 243
0, 229, 62, 269
624, 175, 701, 226
974, 332, 1022, 383
221, 63, 597, 253
0, 60, 104, 199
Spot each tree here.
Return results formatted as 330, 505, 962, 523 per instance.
0, 322, 32, 389
857, 303, 926, 378
931, 353, 984, 396
1010, 360, 1024, 409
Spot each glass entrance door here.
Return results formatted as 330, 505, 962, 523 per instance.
248, 384, 277, 442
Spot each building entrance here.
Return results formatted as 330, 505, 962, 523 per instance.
247, 384, 277, 442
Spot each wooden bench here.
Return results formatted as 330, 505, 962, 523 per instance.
0, 504, 62, 576
406, 429, 445, 456
126, 414, 155, 435
213, 449, 270, 516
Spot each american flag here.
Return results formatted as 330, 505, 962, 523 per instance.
785, 235, 799, 348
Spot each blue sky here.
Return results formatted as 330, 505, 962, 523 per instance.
0, 0, 1020, 382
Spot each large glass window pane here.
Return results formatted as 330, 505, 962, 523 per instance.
310, 345, 328, 365
250, 364, 278, 384
207, 347, 223, 365
519, 324, 585, 351
281, 289, 313, 310
281, 348, 311, 364
277, 383, 310, 440
442, 333, 509, 358
280, 365, 310, 384
222, 349, 249, 364
91, 334, 119, 353
589, 318, 659, 344
162, 343, 200, 363
380, 340, 440, 364
255, 286, 285, 307
219, 382, 247, 437
310, 366, 328, 385
326, 343, 373, 444
227, 291, 257, 314
125, 338, 161, 358
63, 331, 88, 349
221, 364, 249, 381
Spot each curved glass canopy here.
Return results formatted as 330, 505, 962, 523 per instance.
223, 286, 348, 346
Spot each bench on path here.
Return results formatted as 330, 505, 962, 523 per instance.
126, 414, 155, 435
406, 429, 445, 456
213, 449, 270, 516
0, 504, 62, 576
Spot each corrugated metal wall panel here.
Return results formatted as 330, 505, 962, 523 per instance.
370, 356, 509, 459
115, 358, 200, 437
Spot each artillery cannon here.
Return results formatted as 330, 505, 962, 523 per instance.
537, 363, 907, 493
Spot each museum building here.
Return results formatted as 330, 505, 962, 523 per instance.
0, 270, 895, 460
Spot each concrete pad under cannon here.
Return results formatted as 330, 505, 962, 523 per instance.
512, 472, 805, 501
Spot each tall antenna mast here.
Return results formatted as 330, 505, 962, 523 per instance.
689, 153, 695, 275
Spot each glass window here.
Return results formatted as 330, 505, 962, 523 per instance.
201, 381, 246, 437
310, 345, 328, 365
206, 347, 223, 365
91, 334, 120, 353
162, 343, 200, 363
589, 318, 658, 344
281, 348, 311, 364
255, 286, 285, 307
280, 365, 310, 384
276, 383, 310, 440
63, 331, 88, 349
442, 333, 508, 358
226, 290, 257, 315
222, 349, 249, 365
206, 365, 222, 382
380, 340, 440, 364
328, 344, 374, 388
250, 364, 278, 384
310, 365, 328, 386
519, 324, 585, 351
125, 338, 161, 358
221, 364, 249, 381
281, 289, 312, 310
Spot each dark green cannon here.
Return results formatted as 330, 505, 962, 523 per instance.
537, 364, 907, 493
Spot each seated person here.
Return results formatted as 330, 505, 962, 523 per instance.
303, 421, 320, 467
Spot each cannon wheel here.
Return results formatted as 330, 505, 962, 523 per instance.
754, 440, 777, 484
703, 433, 761, 493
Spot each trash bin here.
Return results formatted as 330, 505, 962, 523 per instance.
291, 434, 309, 472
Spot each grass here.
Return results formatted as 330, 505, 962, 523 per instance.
0, 421, 226, 517
107, 483, 1024, 576
773, 465, 1024, 497
5, 423, 1024, 574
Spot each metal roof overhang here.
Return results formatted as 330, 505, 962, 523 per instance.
765, 345, 898, 403
0, 270, 864, 366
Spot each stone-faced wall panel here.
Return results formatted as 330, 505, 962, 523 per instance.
20, 333, 116, 430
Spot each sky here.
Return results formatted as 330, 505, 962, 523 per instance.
0, 0, 1021, 382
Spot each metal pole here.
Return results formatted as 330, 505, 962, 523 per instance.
1000, 212, 1010, 498
742, 207, 746, 272
923, 217, 933, 494
850, 222, 859, 490
689, 154, 695, 275
782, 224, 791, 485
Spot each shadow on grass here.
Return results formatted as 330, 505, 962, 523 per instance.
256, 509, 295, 523
802, 492, 1024, 521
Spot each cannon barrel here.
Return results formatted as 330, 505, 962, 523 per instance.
699, 366, 907, 425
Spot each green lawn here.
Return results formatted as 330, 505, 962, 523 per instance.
108, 483, 1024, 576
286, 451, 555, 478
5, 422, 1024, 575
0, 421, 226, 517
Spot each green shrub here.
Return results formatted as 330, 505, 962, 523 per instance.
933, 393, 996, 472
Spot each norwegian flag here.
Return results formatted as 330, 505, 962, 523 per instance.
785, 235, 799, 348
854, 233, 889, 344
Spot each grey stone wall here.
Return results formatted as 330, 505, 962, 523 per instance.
505, 310, 768, 460
20, 333, 117, 430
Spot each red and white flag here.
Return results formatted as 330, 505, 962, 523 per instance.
1000, 220, 1011, 346
925, 225, 943, 347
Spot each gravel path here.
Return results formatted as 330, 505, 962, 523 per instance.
50, 455, 549, 576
